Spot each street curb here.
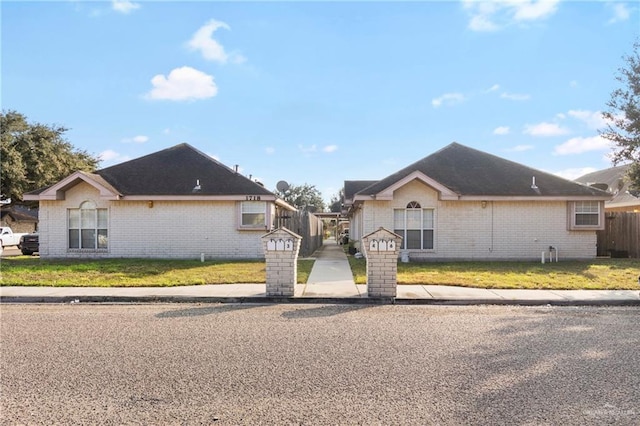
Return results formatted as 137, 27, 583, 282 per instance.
2, 296, 639, 306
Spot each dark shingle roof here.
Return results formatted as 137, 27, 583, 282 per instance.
1, 206, 38, 222
575, 164, 639, 207
357, 142, 608, 197
96, 143, 274, 196
574, 164, 629, 190
344, 180, 378, 201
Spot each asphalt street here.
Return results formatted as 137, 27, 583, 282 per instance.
2, 304, 639, 425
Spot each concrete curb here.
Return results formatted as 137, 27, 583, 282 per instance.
2, 295, 639, 306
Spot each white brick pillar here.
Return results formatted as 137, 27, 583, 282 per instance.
261, 227, 302, 297
362, 227, 403, 298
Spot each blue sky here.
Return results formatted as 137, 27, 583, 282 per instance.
3, 0, 639, 205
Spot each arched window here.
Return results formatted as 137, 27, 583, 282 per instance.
68, 201, 108, 250
394, 201, 434, 250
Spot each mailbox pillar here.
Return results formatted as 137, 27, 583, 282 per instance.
362, 227, 403, 298
261, 227, 302, 297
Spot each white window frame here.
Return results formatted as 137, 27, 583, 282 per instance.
68, 201, 108, 250
238, 201, 269, 230
568, 201, 604, 230
394, 202, 435, 250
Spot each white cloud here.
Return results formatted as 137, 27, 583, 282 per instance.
569, 80, 579, 88
463, 0, 560, 32
121, 135, 149, 144
567, 109, 608, 130
512, 0, 560, 21
145, 66, 218, 101
99, 149, 130, 165
265, 147, 275, 155
500, 92, 530, 101
111, 0, 140, 14
553, 135, 611, 155
299, 144, 317, 154
506, 144, 535, 152
469, 14, 499, 32
486, 84, 501, 92
553, 167, 598, 180
493, 126, 510, 135
431, 92, 465, 108
524, 122, 570, 137
323, 145, 338, 153
187, 19, 245, 64
607, 3, 631, 24
163, 128, 171, 134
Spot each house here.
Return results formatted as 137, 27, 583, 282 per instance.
343, 143, 611, 261
0, 205, 38, 233
575, 164, 640, 212
24, 143, 295, 259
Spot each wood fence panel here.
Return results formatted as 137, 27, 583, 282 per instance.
277, 210, 324, 257
597, 212, 640, 258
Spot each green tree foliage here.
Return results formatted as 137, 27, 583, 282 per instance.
274, 183, 326, 212
328, 188, 344, 212
1, 110, 99, 203
601, 41, 640, 190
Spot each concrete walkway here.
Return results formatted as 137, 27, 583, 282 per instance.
299, 240, 361, 298
1, 240, 638, 305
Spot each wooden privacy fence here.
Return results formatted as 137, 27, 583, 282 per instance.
597, 212, 640, 258
277, 210, 324, 257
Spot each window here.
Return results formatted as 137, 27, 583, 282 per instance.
569, 201, 603, 230
394, 201, 434, 250
575, 201, 600, 226
68, 201, 108, 249
240, 201, 267, 228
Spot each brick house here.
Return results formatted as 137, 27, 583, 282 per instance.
343, 143, 611, 260
24, 144, 295, 259
0, 205, 38, 233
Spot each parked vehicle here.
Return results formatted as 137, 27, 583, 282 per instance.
18, 233, 39, 255
0, 227, 28, 249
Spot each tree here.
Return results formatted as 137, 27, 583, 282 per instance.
601, 41, 640, 190
1, 110, 99, 203
274, 183, 326, 212
328, 188, 344, 213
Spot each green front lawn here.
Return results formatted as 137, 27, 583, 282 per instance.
1, 256, 638, 290
348, 257, 639, 290
0, 257, 314, 287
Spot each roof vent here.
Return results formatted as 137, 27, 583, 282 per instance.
531, 176, 538, 190
192, 179, 201, 193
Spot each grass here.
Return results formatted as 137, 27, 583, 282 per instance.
1, 255, 638, 290
0, 257, 315, 287
347, 257, 640, 290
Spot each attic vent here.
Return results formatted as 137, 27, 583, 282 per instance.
531, 176, 538, 190
192, 179, 201, 193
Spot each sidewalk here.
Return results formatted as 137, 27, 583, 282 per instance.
1, 241, 638, 305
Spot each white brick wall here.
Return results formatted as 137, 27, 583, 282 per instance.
356, 180, 598, 260
39, 182, 269, 259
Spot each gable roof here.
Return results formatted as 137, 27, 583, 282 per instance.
344, 180, 378, 201
575, 164, 639, 209
25, 143, 279, 201
1, 206, 38, 223
354, 142, 609, 200
95, 143, 274, 196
